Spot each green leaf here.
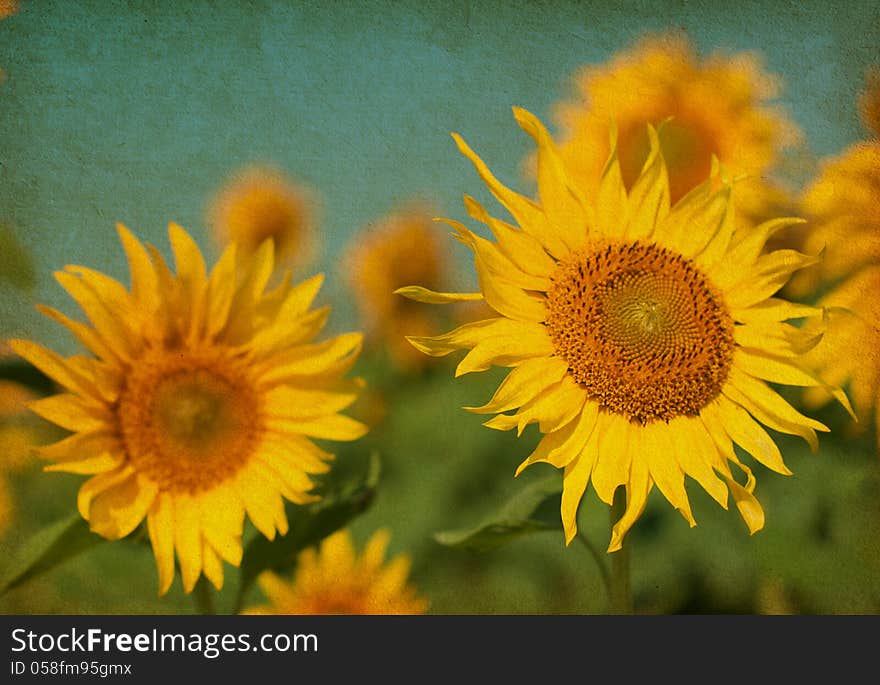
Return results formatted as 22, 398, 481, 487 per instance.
0, 514, 109, 594
434, 475, 563, 552
0, 223, 36, 291
234, 451, 381, 612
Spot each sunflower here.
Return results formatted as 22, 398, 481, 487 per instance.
0, 379, 42, 469
208, 165, 317, 271
0, 0, 17, 83
244, 528, 428, 615
797, 141, 880, 446
552, 34, 798, 223
0, 1, 17, 19
398, 109, 848, 551
0, 379, 45, 536
343, 204, 448, 371
10, 223, 366, 594
860, 68, 880, 137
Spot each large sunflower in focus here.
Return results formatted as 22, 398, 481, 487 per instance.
553, 34, 798, 223
399, 109, 847, 551
244, 528, 427, 615
10, 224, 366, 594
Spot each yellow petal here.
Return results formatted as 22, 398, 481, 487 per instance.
36, 305, 119, 365
258, 450, 317, 496
259, 332, 363, 383
198, 485, 244, 566
668, 417, 729, 508
714, 218, 808, 290
116, 223, 159, 312
147, 492, 176, 596
561, 443, 598, 544
468, 356, 569, 415
715, 395, 792, 475
393, 285, 483, 304
595, 125, 629, 239
642, 422, 696, 526
361, 529, 391, 571
513, 106, 589, 251
257, 571, 298, 608
265, 385, 360, 420
168, 223, 208, 341
201, 539, 225, 590
734, 321, 823, 358
205, 244, 237, 338
54, 271, 135, 362
77, 465, 134, 520
44, 451, 123, 475
445, 218, 551, 291
8, 339, 99, 400
607, 456, 652, 553
28, 393, 107, 432
625, 124, 670, 240
463, 195, 557, 278
724, 249, 821, 310
470, 248, 547, 322
732, 298, 822, 325
725, 366, 828, 451
267, 413, 368, 441
235, 465, 286, 540
519, 401, 599, 476
38, 430, 121, 463
173, 494, 203, 593
590, 413, 632, 505
691, 185, 734, 270
454, 325, 555, 376
735, 348, 855, 417
452, 132, 568, 258
88, 473, 158, 539
725, 457, 765, 534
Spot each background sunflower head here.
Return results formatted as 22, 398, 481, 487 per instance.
208, 165, 319, 272
244, 528, 428, 615
551, 33, 799, 226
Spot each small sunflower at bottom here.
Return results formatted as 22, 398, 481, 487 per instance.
243, 528, 428, 615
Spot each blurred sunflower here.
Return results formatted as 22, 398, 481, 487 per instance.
399, 109, 847, 551
794, 99, 880, 445
343, 204, 449, 372
208, 165, 317, 271
244, 528, 427, 615
10, 224, 366, 594
0, 1, 17, 19
860, 68, 880, 136
0, 379, 42, 469
0, 379, 40, 536
0, 0, 17, 83
552, 34, 798, 224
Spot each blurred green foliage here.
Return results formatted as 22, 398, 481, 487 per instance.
2, 351, 876, 615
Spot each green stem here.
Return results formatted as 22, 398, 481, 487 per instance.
575, 530, 611, 603
193, 577, 216, 615
609, 486, 633, 614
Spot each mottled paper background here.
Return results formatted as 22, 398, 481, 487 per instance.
1, 1, 879, 614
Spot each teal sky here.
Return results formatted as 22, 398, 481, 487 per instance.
1, 0, 878, 351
